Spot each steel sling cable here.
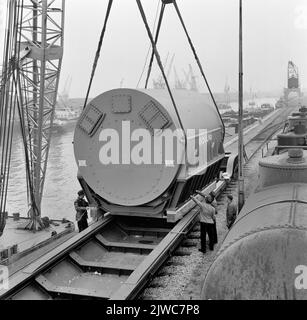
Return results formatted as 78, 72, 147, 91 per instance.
83, 0, 113, 110
172, 0, 225, 139
144, 0, 165, 89
136, 0, 161, 88
136, 0, 186, 143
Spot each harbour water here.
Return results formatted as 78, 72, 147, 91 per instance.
7, 123, 79, 222
6, 99, 84, 223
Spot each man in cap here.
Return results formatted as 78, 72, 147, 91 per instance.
74, 190, 89, 232
190, 194, 216, 253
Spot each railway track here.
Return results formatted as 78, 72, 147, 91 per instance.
0, 109, 292, 300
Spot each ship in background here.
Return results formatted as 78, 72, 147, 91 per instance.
53, 76, 82, 133
217, 78, 233, 113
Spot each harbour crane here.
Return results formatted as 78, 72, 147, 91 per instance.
0, 0, 65, 231
153, 53, 175, 89
284, 60, 302, 103
173, 66, 186, 89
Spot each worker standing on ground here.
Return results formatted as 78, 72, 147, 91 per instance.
226, 194, 237, 229
190, 195, 216, 253
74, 190, 89, 232
196, 190, 218, 244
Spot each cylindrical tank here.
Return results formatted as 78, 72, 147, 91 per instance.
258, 149, 307, 188
276, 107, 307, 151
74, 88, 224, 207
201, 150, 307, 300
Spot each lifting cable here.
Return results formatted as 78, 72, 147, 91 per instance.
83, 0, 222, 143
136, 0, 161, 88
136, 0, 186, 135
83, 0, 186, 138
143, 0, 225, 139
172, 0, 225, 138
144, 0, 166, 89
83, 0, 113, 109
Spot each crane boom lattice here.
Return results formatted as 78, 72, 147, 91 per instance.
0, 0, 65, 231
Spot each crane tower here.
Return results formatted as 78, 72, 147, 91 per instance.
0, 0, 65, 230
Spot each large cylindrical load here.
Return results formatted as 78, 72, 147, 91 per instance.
201, 150, 307, 300
258, 149, 307, 188
74, 89, 224, 208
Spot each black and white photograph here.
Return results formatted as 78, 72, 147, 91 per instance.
0, 0, 307, 307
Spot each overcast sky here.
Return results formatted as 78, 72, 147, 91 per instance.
1, 0, 307, 97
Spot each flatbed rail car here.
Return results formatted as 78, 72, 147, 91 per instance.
0, 203, 205, 300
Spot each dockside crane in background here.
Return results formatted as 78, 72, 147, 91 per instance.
284, 60, 302, 103
0, 0, 64, 231
153, 53, 175, 89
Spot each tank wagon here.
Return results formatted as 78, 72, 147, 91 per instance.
74, 89, 225, 221
275, 106, 307, 154
202, 109, 307, 299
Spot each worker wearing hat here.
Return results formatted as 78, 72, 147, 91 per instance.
74, 190, 89, 232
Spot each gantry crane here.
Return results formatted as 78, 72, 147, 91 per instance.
0, 0, 65, 231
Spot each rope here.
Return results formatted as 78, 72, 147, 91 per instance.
83, 0, 113, 109
136, 0, 161, 88
136, 0, 186, 137
144, 1, 165, 89
172, 0, 225, 139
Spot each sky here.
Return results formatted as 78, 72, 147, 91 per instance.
1, 0, 307, 97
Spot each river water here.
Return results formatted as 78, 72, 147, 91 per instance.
6, 123, 80, 222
